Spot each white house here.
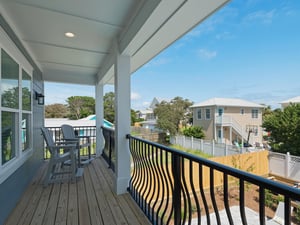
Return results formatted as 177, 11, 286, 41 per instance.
191, 98, 264, 146
280, 96, 300, 109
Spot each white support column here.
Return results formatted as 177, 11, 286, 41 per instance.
114, 52, 131, 195
95, 81, 104, 157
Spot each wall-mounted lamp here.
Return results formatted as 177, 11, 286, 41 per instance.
35, 92, 45, 105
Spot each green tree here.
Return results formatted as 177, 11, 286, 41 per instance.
66, 96, 95, 119
104, 92, 115, 123
131, 109, 144, 126
45, 104, 68, 118
182, 126, 205, 139
1, 87, 19, 108
154, 97, 193, 135
262, 104, 300, 155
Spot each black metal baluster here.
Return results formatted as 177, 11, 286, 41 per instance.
284, 197, 291, 225
165, 151, 174, 225
172, 154, 181, 225
224, 174, 234, 225
199, 165, 210, 225
189, 161, 201, 225
259, 187, 266, 225
152, 146, 162, 223
239, 179, 247, 225
181, 157, 189, 224
210, 168, 221, 225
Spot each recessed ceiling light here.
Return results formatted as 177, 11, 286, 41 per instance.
65, 32, 75, 38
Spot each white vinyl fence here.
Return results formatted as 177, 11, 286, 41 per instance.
170, 135, 248, 157
269, 152, 300, 181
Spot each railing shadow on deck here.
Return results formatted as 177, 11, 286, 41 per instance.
126, 135, 300, 225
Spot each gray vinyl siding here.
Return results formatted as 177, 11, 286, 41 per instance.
0, 15, 44, 225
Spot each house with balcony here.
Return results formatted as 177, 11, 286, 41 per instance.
191, 98, 264, 146
1, 1, 299, 225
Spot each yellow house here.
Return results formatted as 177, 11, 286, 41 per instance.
191, 98, 264, 146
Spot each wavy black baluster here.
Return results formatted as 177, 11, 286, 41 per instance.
164, 151, 174, 225
156, 147, 167, 225
181, 157, 189, 224
210, 168, 221, 225
199, 165, 210, 225
152, 145, 162, 224
189, 161, 201, 225
128, 138, 138, 198
223, 174, 234, 225
147, 144, 157, 222
137, 141, 147, 212
239, 179, 247, 225
143, 142, 153, 218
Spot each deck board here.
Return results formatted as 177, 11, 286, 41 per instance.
4, 157, 151, 225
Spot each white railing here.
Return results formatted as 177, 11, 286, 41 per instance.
269, 152, 300, 181
170, 135, 247, 157
215, 115, 249, 142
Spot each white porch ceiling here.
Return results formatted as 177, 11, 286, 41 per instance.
0, 0, 229, 86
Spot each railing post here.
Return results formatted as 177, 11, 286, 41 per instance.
108, 129, 112, 168
286, 152, 290, 178
172, 154, 181, 225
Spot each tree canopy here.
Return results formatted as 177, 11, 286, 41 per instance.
154, 97, 193, 135
66, 96, 95, 119
45, 104, 68, 118
262, 104, 300, 155
103, 92, 115, 123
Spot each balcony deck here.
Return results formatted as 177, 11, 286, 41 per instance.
4, 157, 151, 225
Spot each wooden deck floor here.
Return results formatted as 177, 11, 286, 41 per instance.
4, 157, 151, 225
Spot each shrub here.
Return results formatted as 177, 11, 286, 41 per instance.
182, 126, 205, 139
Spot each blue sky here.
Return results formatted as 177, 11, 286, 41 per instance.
45, 0, 300, 110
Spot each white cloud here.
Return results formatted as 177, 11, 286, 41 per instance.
244, 9, 276, 24
215, 31, 234, 40
197, 49, 217, 60
142, 101, 150, 107
131, 92, 141, 100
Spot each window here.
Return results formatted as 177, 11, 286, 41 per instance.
205, 108, 211, 120
0, 35, 33, 183
1, 111, 18, 165
252, 109, 259, 118
240, 108, 245, 115
197, 109, 202, 120
1, 49, 19, 109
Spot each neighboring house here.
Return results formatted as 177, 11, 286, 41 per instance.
136, 97, 166, 130
191, 98, 264, 146
280, 96, 300, 109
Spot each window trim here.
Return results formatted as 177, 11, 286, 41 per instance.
197, 108, 202, 120
205, 108, 211, 120
251, 109, 259, 119
0, 27, 33, 184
